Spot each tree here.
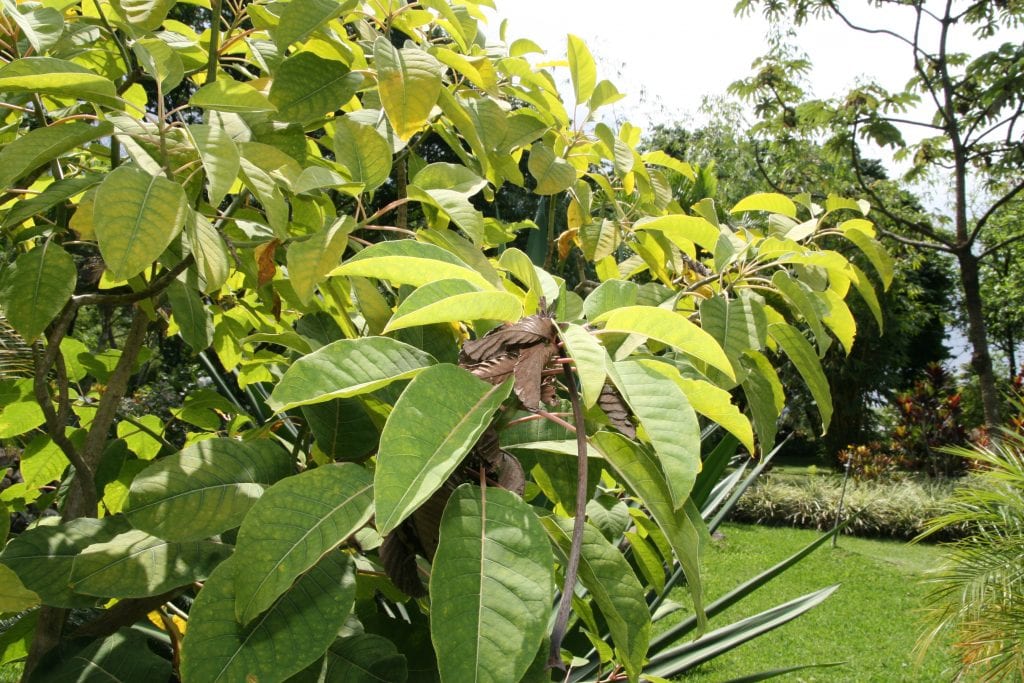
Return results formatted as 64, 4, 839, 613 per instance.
732, 0, 1024, 426
979, 199, 1024, 379
0, 1, 886, 680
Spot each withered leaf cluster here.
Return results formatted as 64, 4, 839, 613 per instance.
380, 313, 559, 597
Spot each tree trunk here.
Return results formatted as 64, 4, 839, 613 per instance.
958, 250, 1001, 426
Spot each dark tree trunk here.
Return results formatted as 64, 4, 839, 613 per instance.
958, 250, 1001, 425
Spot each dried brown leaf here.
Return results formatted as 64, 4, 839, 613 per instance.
466, 354, 517, 385
513, 341, 556, 411
598, 382, 635, 439
380, 527, 426, 598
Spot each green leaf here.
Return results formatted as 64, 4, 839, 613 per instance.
408, 186, 486, 243
0, 121, 112, 191
39, 628, 171, 682
167, 280, 212, 352
181, 553, 357, 683
332, 240, 494, 290
125, 437, 292, 542
0, 242, 76, 342
112, 0, 175, 30
270, 53, 363, 123
0, 563, 39, 612
384, 279, 522, 333
698, 295, 767, 368
841, 223, 893, 289
1, 0, 63, 53
611, 360, 701, 510
580, 219, 621, 261
288, 218, 356, 305
0, 516, 132, 608
543, 518, 649, 682
0, 57, 116, 105
20, 434, 70, 487
558, 323, 607, 408
678, 377, 755, 454
634, 214, 720, 254
69, 530, 231, 598
730, 192, 797, 218
233, 463, 373, 624
116, 414, 162, 461
593, 431, 708, 632
528, 141, 575, 195
819, 289, 856, 355
595, 306, 734, 380
430, 484, 553, 683
93, 166, 189, 281
413, 162, 487, 197
274, 0, 351, 48
583, 280, 638, 320
133, 37, 183, 91
0, 611, 37, 667
768, 322, 832, 433
191, 78, 276, 113
770, 271, 831, 356
187, 123, 240, 206
739, 350, 784, 453
849, 263, 884, 332
187, 212, 230, 293
374, 365, 512, 535
294, 634, 408, 683
567, 34, 597, 104
302, 397, 380, 463
334, 117, 393, 192
641, 150, 696, 181
268, 337, 437, 412
374, 37, 443, 140
2, 174, 102, 231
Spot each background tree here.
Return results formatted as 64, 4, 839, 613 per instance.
732, 0, 1024, 426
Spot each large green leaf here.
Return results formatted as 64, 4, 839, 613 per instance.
167, 279, 212, 352
543, 518, 649, 682
274, 0, 352, 48
558, 323, 607, 409
730, 192, 797, 218
408, 186, 486, 243
292, 634, 408, 683
288, 218, 355, 305
699, 295, 767, 368
739, 350, 785, 453
819, 288, 856, 354
430, 484, 553, 683
268, 337, 436, 412
678, 376, 755, 454
595, 306, 734, 379
333, 117, 393, 192
0, 242, 76, 342
383, 279, 522, 333
567, 33, 597, 104
0, 57, 116, 104
0, 563, 39, 612
528, 141, 575, 195
841, 221, 893, 289
187, 123, 240, 206
634, 214, 720, 254
769, 322, 832, 433
374, 37, 443, 140
125, 438, 292, 542
302, 397, 380, 463
1, 0, 62, 53
374, 365, 512, 535
38, 628, 171, 682
93, 166, 188, 281
233, 463, 373, 624
593, 431, 708, 631
187, 212, 230, 293
0, 516, 131, 608
191, 78, 276, 113
112, 0, 174, 30
332, 240, 493, 290
771, 270, 831, 356
0, 121, 112, 191
180, 553, 357, 683
69, 530, 231, 598
611, 360, 701, 510
849, 263, 884, 332
270, 53, 363, 123
412, 163, 487, 197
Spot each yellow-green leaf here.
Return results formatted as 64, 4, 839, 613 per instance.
374, 37, 443, 140
634, 214, 720, 254
0, 242, 76, 342
269, 53, 363, 123
191, 79, 276, 114
187, 123, 240, 206
0, 57, 116, 105
595, 306, 734, 380
0, 564, 39, 612
528, 141, 575, 195
0, 121, 112, 191
567, 33, 596, 104
94, 166, 189, 281
731, 192, 797, 219
383, 279, 522, 333
333, 117, 392, 192
769, 322, 832, 433
287, 218, 355, 305
332, 240, 493, 290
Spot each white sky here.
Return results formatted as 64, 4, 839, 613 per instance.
483, 2, 1013, 133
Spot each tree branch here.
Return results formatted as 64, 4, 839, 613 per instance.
969, 178, 1024, 247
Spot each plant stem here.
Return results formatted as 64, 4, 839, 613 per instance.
548, 363, 589, 670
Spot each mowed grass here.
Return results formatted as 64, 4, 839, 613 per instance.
662, 523, 959, 682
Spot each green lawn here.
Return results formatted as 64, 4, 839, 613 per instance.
663, 523, 959, 682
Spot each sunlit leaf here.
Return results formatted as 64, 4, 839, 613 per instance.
332, 240, 494, 290
0, 242, 77, 342
0, 121, 112, 192
730, 192, 797, 218
269, 53, 363, 123
374, 37, 443, 140
769, 322, 832, 433
383, 279, 522, 333
528, 141, 575, 195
